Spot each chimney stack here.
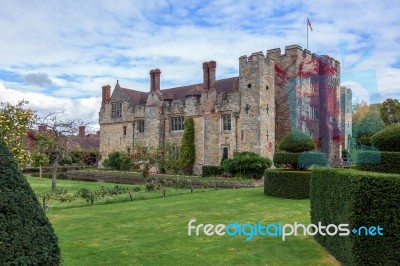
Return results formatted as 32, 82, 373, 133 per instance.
102, 85, 111, 104
208, 61, 216, 91
149, 70, 155, 92
79, 126, 86, 138
154, 69, 161, 91
202, 61, 216, 91
38, 124, 47, 132
203, 62, 209, 90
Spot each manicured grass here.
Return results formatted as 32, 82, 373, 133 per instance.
27, 177, 338, 265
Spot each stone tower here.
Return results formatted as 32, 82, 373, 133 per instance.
238, 51, 275, 159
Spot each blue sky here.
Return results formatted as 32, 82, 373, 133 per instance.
0, 0, 399, 130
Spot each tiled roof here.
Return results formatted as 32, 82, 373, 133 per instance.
121, 77, 239, 106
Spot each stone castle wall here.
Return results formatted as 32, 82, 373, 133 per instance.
99, 45, 351, 171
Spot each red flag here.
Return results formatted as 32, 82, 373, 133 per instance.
307, 17, 313, 31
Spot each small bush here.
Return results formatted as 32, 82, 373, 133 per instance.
202, 165, 223, 177
222, 151, 272, 179
354, 151, 400, 173
311, 169, 400, 265
264, 170, 311, 199
370, 125, 400, 151
273, 151, 326, 170
103, 151, 132, 170
279, 130, 315, 152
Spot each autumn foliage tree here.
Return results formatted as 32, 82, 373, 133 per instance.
0, 100, 33, 167
380, 98, 400, 126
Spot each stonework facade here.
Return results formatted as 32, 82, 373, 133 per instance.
99, 44, 352, 173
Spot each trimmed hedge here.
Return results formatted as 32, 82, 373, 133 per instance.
311, 168, 400, 265
273, 151, 327, 170
0, 133, 61, 265
354, 151, 400, 173
278, 130, 315, 152
264, 170, 311, 199
201, 165, 222, 177
370, 125, 400, 152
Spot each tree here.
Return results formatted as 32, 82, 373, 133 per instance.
352, 102, 382, 147
0, 132, 61, 265
0, 100, 34, 167
381, 98, 400, 126
34, 112, 83, 191
179, 117, 195, 174
31, 151, 50, 178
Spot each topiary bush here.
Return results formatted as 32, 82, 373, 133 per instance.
370, 125, 400, 152
179, 117, 195, 174
274, 130, 325, 170
279, 130, 315, 152
273, 151, 327, 170
103, 151, 132, 170
264, 169, 311, 199
311, 168, 400, 265
0, 133, 61, 265
222, 151, 272, 179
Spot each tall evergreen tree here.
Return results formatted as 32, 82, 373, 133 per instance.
0, 132, 61, 265
179, 117, 195, 174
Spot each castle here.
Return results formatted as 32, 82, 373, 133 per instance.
99, 44, 352, 173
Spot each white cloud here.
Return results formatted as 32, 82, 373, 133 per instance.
0, 0, 399, 128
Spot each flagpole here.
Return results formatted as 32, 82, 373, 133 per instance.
307, 17, 309, 50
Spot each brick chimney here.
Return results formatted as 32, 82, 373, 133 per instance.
208, 61, 216, 91
150, 70, 155, 92
154, 68, 161, 91
38, 124, 47, 132
203, 62, 209, 90
202, 61, 216, 91
79, 126, 85, 138
102, 85, 111, 104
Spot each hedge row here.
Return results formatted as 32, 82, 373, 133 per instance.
264, 170, 311, 199
201, 165, 222, 177
310, 168, 400, 265
273, 151, 327, 169
354, 151, 400, 173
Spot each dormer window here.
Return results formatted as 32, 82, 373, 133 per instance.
111, 102, 122, 118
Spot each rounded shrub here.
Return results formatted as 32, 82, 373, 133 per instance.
371, 125, 400, 152
0, 133, 61, 265
103, 151, 132, 170
279, 130, 315, 152
222, 151, 272, 179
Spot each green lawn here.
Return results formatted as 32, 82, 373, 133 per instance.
27, 176, 338, 266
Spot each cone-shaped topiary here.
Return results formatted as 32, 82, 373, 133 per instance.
278, 130, 315, 152
179, 117, 195, 174
0, 132, 61, 265
371, 125, 400, 152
